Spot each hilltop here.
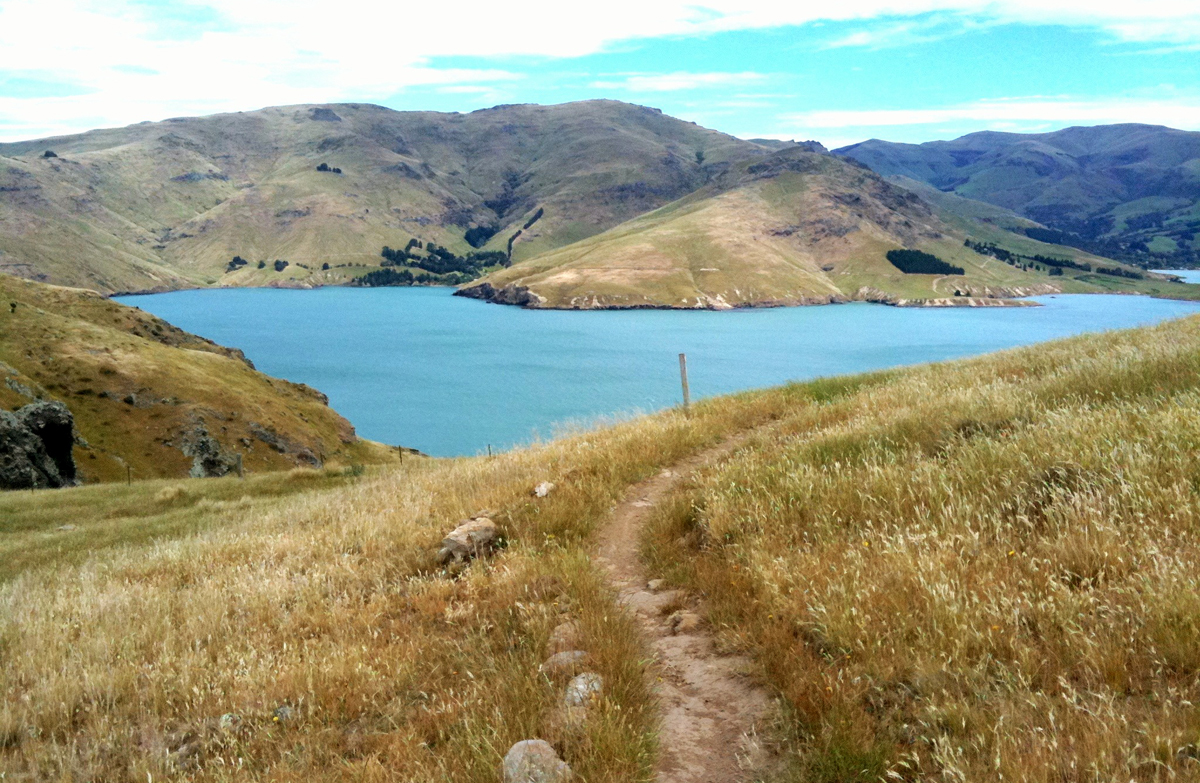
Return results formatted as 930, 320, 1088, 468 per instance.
4, 314, 1200, 780
0, 275, 393, 483
2, 103, 1195, 307
0, 101, 773, 294
460, 145, 1188, 309
838, 124, 1200, 267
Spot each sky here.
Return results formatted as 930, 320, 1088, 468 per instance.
0, 1, 1198, 147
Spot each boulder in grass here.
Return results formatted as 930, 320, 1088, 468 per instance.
563, 673, 603, 708
502, 739, 573, 783
547, 620, 582, 654
533, 481, 555, 498
437, 516, 500, 565
539, 650, 589, 680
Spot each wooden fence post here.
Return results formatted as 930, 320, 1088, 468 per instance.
679, 353, 691, 409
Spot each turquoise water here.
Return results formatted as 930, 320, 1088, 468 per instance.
1153, 269, 1200, 284
117, 288, 1200, 456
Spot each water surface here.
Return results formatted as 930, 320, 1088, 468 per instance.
1153, 269, 1200, 284
117, 288, 1200, 456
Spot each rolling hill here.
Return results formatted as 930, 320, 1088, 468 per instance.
837, 124, 1200, 267
0, 101, 776, 294
0, 275, 394, 483
460, 145, 1188, 309
2, 103, 1194, 307
5, 315, 1200, 780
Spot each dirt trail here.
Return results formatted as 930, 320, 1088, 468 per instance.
593, 437, 773, 783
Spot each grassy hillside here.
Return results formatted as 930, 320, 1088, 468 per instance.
461, 147, 1193, 309
0, 101, 773, 294
0, 275, 392, 482
838, 124, 1200, 268
645, 314, 1200, 780
4, 315, 1200, 780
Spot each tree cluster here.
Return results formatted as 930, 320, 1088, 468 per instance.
353, 268, 473, 287
315, 163, 342, 174
886, 249, 964, 275
380, 241, 509, 277
225, 256, 248, 273
522, 207, 544, 230
464, 224, 499, 248
965, 239, 1142, 278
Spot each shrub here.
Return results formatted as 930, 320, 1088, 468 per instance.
464, 224, 499, 249
42, 150, 57, 159
273, 260, 289, 272
886, 249, 964, 275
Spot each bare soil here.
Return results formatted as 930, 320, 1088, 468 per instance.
593, 437, 775, 783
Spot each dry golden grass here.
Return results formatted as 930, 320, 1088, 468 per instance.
9, 313, 1200, 781
0, 380, 813, 780
644, 314, 1200, 782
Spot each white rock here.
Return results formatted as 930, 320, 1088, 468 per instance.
437, 516, 499, 565
503, 739, 573, 783
563, 673, 603, 707
646, 579, 667, 593
533, 481, 555, 498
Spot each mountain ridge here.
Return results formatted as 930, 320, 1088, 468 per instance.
836, 123, 1200, 266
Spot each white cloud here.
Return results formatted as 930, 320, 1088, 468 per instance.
783, 97, 1200, 130
1, 0, 1200, 139
591, 72, 767, 92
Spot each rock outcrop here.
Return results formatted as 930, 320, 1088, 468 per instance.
502, 739, 573, 783
0, 400, 77, 489
181, 423, 238, 478
455, 282, 546, 308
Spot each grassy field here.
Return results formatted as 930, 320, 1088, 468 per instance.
0, 375, 808, 780
645, 314, 1200, 781
5, 314, 1200, 780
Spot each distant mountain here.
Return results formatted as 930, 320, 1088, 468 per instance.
0, 275, 393, 482
0, 103, 1193, 307
837, 124, 1200, 267
0, 101, 776, 294
460, 145, 1187, 309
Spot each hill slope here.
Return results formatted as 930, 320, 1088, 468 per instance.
5, 314, 1200, 780
837, 124, 1200, 266
0, 101, 773, 293
460, 147, 1184, 309
0, 276, 392, 482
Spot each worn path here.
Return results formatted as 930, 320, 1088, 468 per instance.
593, 437, 773, 783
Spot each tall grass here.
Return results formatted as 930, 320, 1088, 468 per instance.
0, 381, 808, 780
644, 315, 1200, 781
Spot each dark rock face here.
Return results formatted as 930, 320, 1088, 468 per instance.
181, 424, 238, 478
0, 401, 77, 489
455, 282, 544, 307
15, 401, 76, 484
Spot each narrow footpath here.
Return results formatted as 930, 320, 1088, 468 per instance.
593, 438, 774, 783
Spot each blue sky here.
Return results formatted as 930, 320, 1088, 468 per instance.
1, 1, 1198, 146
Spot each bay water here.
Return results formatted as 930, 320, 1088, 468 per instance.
117, 288, 1200, 456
